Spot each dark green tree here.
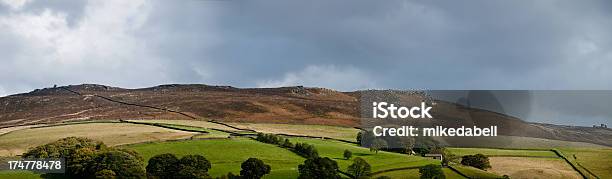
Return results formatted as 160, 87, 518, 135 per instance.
240, 158, 271, 179
298, 157, 340, 179
94, 169, 116, 179
461, 154, 491, 170
370, 139, 387, 154
419, 164, 445, 179
347, 157, 371, 178
146, 153, 180, 179
88, 150, 146, 179
177, 155, 212, 179
343, 149, 352, 160
23, 137, 105, 177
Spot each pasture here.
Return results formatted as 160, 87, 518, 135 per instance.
228, 123, 359, 141
488, 157, 581, 179
0, 123, 196, 156
125, 138, 305, 178
447, 147, 558, 157
557, 148, 612, 179
289, 138, 440, 173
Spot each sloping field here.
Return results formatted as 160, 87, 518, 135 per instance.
229, 123, 359, 141
449, 164, 501, 179
371, 168, 466, 179
444, 135, 607, 149
125, 138, 304, 178
558, 148, 612, 178
488, 157, 581, 179
447, 147, 558, 157
0, 123, 196, 156
290, 138, 440, 173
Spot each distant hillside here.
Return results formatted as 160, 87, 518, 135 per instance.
0, 84, 610, 146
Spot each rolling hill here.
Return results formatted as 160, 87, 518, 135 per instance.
0, 84, 610, 147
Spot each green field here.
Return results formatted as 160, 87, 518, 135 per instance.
372, 168, 466, 179
557, 148, 612, 178
447, 147, 558, 157
0, 171, 42, 179
290, 138, 440, 173
449, 164, 501, 179
125, 138, 305, 178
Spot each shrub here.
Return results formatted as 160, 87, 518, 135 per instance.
419, 164, 445, 179
240, 158, 271, 179
461, 154, 491, 170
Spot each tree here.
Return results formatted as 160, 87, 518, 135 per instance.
282, 139, 294, 148
343, 149, 352, 160
298, 157, 340, 179
177, 155, 212, 179
88, 150, 146, 179
370, 139, 387, 154
240, 158, 271, 179
147, 153, 180, 179
294, 143, 319, 158
419, 164, 445, 179
347, 157, 371, 178
94, 169, 116, 179
23, 137, 106, 178
461, 154, 491, 170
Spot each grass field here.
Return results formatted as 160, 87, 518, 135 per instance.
0, 123, 196, 156
488, 157, 581, 179
289, 138, 440, 173
125, 138, 305, 178
447, 147, 558, 157
0, 171, 42, 179
371, 168, 465, 179
229, 123, 359, 141
557, 148, 612, 179
449, 164, 501, 179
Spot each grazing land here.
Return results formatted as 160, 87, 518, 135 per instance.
289, 138, 440, 172
557, 148, 612, 179
487, 157, 581, 179
0, 171, 41, 179
371, 168, 466, 179
0, 123, 196, 156
229, 123, 360, 141
125, 138, 305, 178
447, 147, 558, 157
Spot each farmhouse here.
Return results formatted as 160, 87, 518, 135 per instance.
424, 154, 443, 161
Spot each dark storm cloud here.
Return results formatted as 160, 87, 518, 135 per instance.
0, 0, 611, 125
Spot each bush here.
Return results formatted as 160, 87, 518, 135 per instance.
240, 158, 271, 179
461, 154, 491, 170
176, 155, 212, 179
94, 169, 116, 179
419, 164, 445, 179
343, 149, 352, 160
147, 153, 180, 179
298, 157, 340, 179
347, 157, 371, 178
282, 138, 294, 148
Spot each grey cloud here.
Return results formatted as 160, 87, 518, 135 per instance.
0, 0, 611, 126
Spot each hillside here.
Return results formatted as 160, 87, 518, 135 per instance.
0, 84, 610, 146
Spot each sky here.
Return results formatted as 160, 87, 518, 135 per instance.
0, 0, 611, 125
